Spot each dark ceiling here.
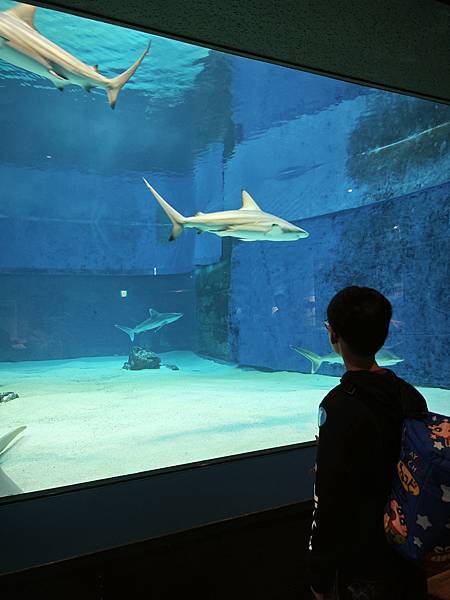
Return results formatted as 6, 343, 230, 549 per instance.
36, 0, 450, 104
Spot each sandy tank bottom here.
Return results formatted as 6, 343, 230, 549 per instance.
0, 352, 449, 497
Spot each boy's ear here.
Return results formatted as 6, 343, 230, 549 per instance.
330, 330, 339, 345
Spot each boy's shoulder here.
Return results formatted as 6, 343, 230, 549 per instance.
321, 370, 428, 417
320, 381, 360, 419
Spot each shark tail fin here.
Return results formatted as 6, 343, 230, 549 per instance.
115, 324, 135, 342
142, 178, 186, 241
107, 41, 151, 109
290, 346, 323, 374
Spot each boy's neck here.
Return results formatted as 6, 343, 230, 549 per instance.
334, 340, 382, 372
344, 357, 382, 372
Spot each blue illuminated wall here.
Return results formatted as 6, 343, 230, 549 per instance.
0, 78, 222, 276
229, 182, 450, 388
224, 58, 450, 388
0, 273, 195, 361
1, 50, 449, 377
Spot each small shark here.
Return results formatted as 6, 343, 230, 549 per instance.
0, 3, 150, 108
0, 425, 26, 497
115, 308, 183, 342
290, 346, 404, 374
143, 179, 309, 242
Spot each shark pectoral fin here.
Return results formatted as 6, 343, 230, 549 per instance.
196, 230, 204, 235
84, 84, 94, 93
267, 224, 283, 237
49, 69, 69, 82
152, 326, 164, 334
240, 190, 262, 211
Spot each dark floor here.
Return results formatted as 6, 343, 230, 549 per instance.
0, 502, 315, 599
1, 500, 448, 599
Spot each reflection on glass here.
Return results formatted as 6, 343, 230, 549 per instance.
0, 0, 449, 497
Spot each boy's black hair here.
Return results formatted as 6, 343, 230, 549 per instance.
327, 286, 392, 356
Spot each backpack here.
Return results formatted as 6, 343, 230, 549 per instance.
383, 410, 450, 573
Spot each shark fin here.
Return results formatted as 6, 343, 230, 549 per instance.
143, 178, 186, 241
49, 69, 69, 82
6, 4, 37, 29
0, 426, 26, 458
114, 324, 135, 342
241, 190, 262, 211
148, 308, 161, 318
290, 346, 323, 374
267, 224, 284, 238
195, 211, 204, 216
107, 41, 151, 109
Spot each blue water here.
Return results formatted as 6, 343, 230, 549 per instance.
0, 0, 449, 496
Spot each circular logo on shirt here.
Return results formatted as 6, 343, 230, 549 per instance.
318, 406, 327, 427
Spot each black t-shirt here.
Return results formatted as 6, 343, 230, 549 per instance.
308, 369, 428, 593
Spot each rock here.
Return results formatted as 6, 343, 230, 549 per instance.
122, 346, 161, 371
163, 363, 179, 371
0, 392, 19, 403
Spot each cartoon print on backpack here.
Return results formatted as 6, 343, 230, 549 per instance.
416, 514, 432, 531
384, 411, 450, 566
427, 545, 450, 563
428, 417, 450, 449
397, 459, 420, 496
384, 498, 408, 544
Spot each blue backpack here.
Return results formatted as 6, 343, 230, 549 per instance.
383, 410, 450, 572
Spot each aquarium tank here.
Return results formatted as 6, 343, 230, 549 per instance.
0, 0, 449, 499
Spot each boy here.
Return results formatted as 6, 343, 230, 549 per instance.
309, 286, 428, 600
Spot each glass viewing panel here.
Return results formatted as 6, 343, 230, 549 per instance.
0, 0, 449, 497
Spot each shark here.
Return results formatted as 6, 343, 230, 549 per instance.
115, 308, 183, 342
143, 179, 309, 242
290, 346, 404, 374
0, 425, 26, 497
0, 3, 150, 108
